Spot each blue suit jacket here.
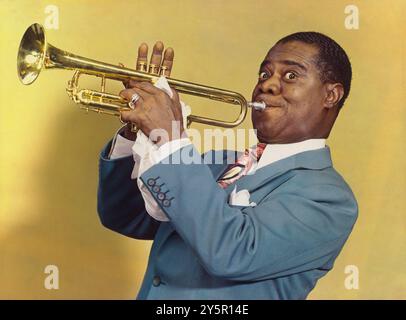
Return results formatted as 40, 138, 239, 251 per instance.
97, 141, 358, 299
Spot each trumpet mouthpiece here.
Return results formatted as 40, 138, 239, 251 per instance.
248, 101, 266, 111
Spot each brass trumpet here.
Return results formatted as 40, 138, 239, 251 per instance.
17, 23, 265, 128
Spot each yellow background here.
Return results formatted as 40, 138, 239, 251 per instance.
1, 0, 405, 299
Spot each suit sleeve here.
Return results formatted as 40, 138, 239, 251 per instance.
140, 144, 358, 281
97, 139, 160, 240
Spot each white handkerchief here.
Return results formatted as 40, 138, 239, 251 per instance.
229, 186, 257, 207
131, 76, 191, 222
131, 76, 191, 178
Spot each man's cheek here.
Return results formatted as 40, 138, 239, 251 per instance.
285, 85, 307, 103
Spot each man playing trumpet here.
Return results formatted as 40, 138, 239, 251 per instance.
97, 32, 358, 299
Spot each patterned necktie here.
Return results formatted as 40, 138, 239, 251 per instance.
217, 143, 266, 189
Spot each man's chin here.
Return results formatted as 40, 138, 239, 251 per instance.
253, 126, 274, 143
252, 112, 283, 131
253, 118, 287, 143
255, 133, 269, 143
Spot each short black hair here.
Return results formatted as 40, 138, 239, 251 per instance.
276, 32, 352, 108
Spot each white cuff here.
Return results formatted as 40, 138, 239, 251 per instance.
149, 137, 192, 164
109, 131, 135, 160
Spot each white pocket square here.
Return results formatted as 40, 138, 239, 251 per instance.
229, 186, 256, 207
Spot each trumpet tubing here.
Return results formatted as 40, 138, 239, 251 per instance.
17, 23, 254, 128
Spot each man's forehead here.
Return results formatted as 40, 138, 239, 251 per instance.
261, 41, 319, 69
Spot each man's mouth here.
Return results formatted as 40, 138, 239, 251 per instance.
254, 95, 284, 109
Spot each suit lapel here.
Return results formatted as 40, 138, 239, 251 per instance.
203, 149, 240, 181
224, 146, 333, 193
228, 156, 296, 193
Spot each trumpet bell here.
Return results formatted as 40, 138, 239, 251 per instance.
17, 23, 46, 85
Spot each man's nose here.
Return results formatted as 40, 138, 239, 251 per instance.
259, 76, 281, 95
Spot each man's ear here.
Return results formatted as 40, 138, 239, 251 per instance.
324, 83, 344, 109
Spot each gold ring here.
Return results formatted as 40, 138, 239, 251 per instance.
148, 63, 159, 74
129, 93, 140, 109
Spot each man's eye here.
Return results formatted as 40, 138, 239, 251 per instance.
259, 71, 269, 80
284, 72, 297, 80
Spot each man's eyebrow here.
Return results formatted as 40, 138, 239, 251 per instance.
259, 60, 271, 71
280, 59, 308, 71
259, 59, 308, 72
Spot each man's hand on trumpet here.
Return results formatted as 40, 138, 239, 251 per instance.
120, 41, 178, 141
120, 81, 184, 146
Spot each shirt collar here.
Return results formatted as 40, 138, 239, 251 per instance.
255, 139, 326, 171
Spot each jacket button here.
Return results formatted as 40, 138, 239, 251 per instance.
147, 178, 156, 186
157, 192, 166, 200
152, 185, 161, 193
152, 276, 161, 287
162, 199, 171, 207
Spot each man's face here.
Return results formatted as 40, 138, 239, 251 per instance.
251, 41, 330, 144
